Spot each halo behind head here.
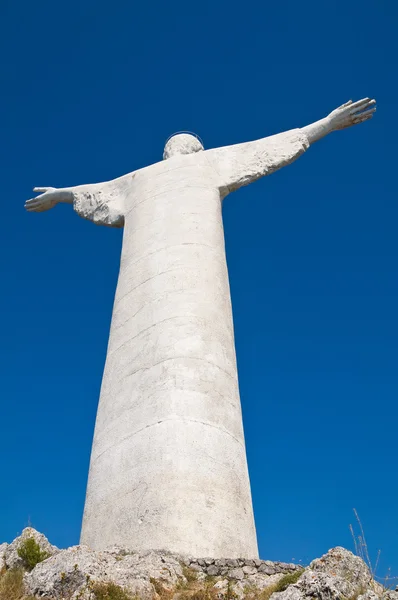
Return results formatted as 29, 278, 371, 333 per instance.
163, 132, 204, 160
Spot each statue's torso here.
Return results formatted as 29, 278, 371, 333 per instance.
81, 151, 258, 557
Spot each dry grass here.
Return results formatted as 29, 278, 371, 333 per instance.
0, 567, 35, 600
244, 570, 304, 600
350, 508, 398, 591
91, 581, 138, 600
181, 566, 199, 584
150, 577, 175, 600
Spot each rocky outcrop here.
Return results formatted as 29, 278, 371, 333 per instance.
0, 529, 396, 600
4, 527, 58, 570
271, 547, 387, 600
26, 545, 184, 599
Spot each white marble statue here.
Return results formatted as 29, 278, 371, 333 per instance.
26, 98, 375, 558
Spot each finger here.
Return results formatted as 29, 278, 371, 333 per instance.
33, 187, 51, 193
26, 203, 49, 212
349, 98, 375, 113
353, 112, 375, 125
353, 107, 376, 120
341, 100, 353, 107
25, 198, 44, 206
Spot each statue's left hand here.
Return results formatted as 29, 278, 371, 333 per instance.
25, 187, 71, 212
328, 98, 376, 131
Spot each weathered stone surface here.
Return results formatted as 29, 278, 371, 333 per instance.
4, 527, 58, 570
197, 558, 207, 567
243, 565, 258, 575
0, 529, 389, 600
216, 558, 228, 567
259, 564, 276, 575
25, 545, 184, 599
384, 592, 398, 600
0, 542, 7, 567
310, 546, 372, 585
271, 547, 378, 600
233, 573, 290, 600
227, 559, 240, 568
228, 568, 245, 580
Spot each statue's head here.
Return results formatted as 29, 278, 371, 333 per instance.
163, 133, 204, 160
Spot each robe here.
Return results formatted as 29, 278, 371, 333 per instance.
77, 128, 309, 557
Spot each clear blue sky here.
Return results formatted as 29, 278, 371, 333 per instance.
1, 0, 396, 578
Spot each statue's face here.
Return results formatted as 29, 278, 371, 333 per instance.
163, 134, 204, 160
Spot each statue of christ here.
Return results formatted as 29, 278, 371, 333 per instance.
25, 98, 375, 558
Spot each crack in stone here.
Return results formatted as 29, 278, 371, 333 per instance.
92, 415, 244, 462
125, 356, 236, 381
119, 241, 225, 273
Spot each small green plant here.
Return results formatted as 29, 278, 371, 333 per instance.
274, 570, 304, 592
244, 571, 304, 600
17, 536, 50, 571
91, 581, 135, 600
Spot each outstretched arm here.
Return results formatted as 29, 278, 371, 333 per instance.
205, 97, 376, 196
302, 98, 376, 144
24, 174, 131, 228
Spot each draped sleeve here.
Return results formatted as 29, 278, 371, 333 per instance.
71, 173, 133, 228
204, 129, 309, 197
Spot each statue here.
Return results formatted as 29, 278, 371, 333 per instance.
25, 99, 376, 558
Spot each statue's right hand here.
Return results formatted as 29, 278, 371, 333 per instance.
328, 98, 376, 132
25, 187, 62, 212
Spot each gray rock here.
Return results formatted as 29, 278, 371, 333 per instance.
384, 592, 398, 600
226, 559, 240, 567
228, 567, 245, 580
358, 592, 381, 600
205, 557, 215, 565
4, 527, 58, 570
243, 565, 258, 575
0, 542, 8, 568
216, 558, 227, 567
207, 565, 221, 576
277, 562, 293, 571
244, 559, 256, 567
214, 579, 229, 590
197, 558, 207, 567
237, 558, 246, 567
259, 564, 276, 575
